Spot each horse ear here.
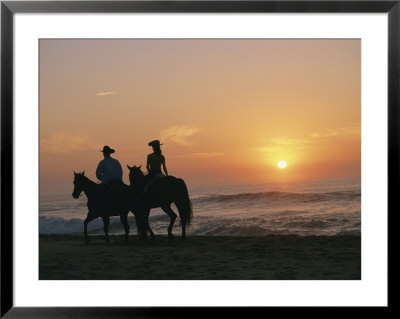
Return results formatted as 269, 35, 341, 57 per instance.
127, 165, 132, 170
138, 165, 142, 169
82, 171, 85, 175
74, 171, 77, 176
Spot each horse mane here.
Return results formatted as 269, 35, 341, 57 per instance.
136, 167, 145, 177
128, 166, 147, 192
82, 175, 98, 186
128, 166, 145, 178
75, 173, 98, 188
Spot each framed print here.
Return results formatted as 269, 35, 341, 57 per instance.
1, 0, 397, 317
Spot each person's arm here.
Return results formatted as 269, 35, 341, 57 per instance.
96, 161, 104, 181
161, 155, 168, 176
117, 161, 123, 180
146, 154, 151, 172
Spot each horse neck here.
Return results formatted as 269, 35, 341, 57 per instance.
81, 177, 98, 198
130, 173, 145, 190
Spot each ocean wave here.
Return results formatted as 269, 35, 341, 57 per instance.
192, 190, 360, 205
39, 211, 360, 237
185, 213, 360, 237
39, 216, 137, 234
188, 221, 360, 237
40, 201, 86, 213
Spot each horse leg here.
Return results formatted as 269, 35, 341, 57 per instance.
131, 210, 144, 239
120, 214, 129, 244
84, 214, 96, 244
161, 205, 177, 240
143, 209, 155, 241
103, 216, 110, 244
136, 208, 147, 241
147, 217, 155, 241
181, 223, 186, 241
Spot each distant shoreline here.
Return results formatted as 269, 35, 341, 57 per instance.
40, 234, 361, 280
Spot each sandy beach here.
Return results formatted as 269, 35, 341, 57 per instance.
39, 234, 360, 280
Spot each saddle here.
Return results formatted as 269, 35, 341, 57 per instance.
101, 181, 124, 198
143, 173, 166, 194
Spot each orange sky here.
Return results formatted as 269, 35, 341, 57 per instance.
39, 39, 360, 193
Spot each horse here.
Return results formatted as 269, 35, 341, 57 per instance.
72, 171, 142, 244
127, 165, 193, 240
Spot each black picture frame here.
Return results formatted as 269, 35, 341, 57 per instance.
1, 0, 396, 317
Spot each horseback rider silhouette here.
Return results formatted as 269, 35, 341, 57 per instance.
96, 145, 123, 194
147, 140, 168, 181
73, 147, 135, 244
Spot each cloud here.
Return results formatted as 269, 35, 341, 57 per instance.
255, 146, 282, 153
310, 129, 339, 138
160, 125, 204, 145
256, 124, 360, 154
96, 91, 118, 96
310, 125, 360, 139
269, 138, 311, 146
40, 132, 98, 154
171, 152, 225, 159
256, 137, 313, 153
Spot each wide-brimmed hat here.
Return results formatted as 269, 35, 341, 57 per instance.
100, 145, 115, 154
148, 140, 163, 147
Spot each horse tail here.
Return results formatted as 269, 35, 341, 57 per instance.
175, 178, 193, 227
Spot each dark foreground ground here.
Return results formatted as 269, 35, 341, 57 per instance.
39, 234, 360, 280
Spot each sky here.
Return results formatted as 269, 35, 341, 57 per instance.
39, 39, 360, 193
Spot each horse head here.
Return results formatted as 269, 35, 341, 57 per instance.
72, 171, 86, 199
127, 165, 144, 186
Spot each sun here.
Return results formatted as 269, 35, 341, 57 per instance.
277, 161, 287, 169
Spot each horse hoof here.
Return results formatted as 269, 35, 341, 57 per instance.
168, 233, 174, 240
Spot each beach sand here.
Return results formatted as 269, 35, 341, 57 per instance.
39, 234, 360, 280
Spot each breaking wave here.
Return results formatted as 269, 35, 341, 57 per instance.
193, 190, 360, 205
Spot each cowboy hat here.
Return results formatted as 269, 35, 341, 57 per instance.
148, 140, 163, 147
100, 145, 115, 154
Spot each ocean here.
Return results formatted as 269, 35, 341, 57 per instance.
39, 178, 361, 237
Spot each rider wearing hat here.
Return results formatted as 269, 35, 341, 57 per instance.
147, 140, 168, 179
96, 145, 123, 185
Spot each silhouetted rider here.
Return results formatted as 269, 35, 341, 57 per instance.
147, 140, 168, 180
96, 146, 123, 189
